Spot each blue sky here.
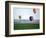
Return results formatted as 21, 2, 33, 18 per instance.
13, 8, 40, 20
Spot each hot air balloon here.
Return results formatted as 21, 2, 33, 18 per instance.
29, 16, 33, 21
19, 16, 21, 20
33, 8, 36, 14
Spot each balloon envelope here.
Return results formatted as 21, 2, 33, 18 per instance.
33, 8, 36, 14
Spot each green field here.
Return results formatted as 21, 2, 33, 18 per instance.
14, 23, 40, 30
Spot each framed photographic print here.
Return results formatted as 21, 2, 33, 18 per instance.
5, 1, 45, 37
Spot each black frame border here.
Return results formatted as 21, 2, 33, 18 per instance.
5, 1, 45, 37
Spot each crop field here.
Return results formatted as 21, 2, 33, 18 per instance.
14, 23, 39, 30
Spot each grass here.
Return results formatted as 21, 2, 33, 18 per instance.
14, 23, 40, 30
